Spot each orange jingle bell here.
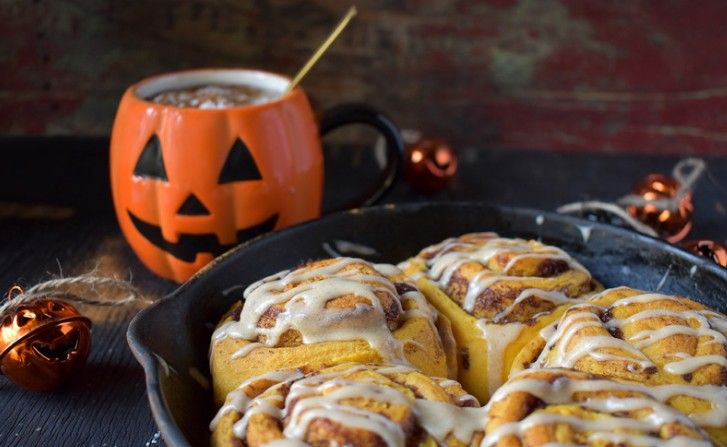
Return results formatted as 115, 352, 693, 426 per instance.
681, 240, 727, 268
0, 288, 92, 391
404, 137, 458, 194
626, 174, 693, 243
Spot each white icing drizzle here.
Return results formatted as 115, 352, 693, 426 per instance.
283, 378, 409, 445
420, 233, 590, 321
260, 439, 309, 447
538, 321, 558, 340
517, 358, 727, 429
212, 320, 235, 343
233, 398, 282, 438
212, 258, 438, 364
649, 384, 727, 426
222, 365, 485, 446
535, 307, 654, 369
488, 376, 636, 406
532, 289, 727, 432
483, 413, 660, 445
655, 265, 673, 292
231, 342, 263, 359
489, 372, 727, 429
482, 369, 710, 447
210, 389, 249, 430
588, 434, 709, 447
577, 224, 593, 243
702, 310, 727, 333
476, 320, 526, 395
502, 253, 574, 274
537, 290, 727, 378
492, 288, 575, 322
335, 240, 378, 256
372, 263, 402, 277
436, 378, 460, 388
400, 290, 440, 324
609, 291, 681, 307
209, 369, 305, 430
371, 364, 416, 375
629, 320, 725, 350
424, 234, 589, 282
664, 355, 727, 374
414, 399, 486, 443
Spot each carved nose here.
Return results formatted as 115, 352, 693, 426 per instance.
177, 194, 210, 216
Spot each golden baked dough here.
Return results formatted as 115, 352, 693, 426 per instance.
206, 234, 727, 447
484, 367, 712, 447
514, 287, 727, 446
210, 258, 456, 404
211, 363, 484, 447
400, 232, 599, 401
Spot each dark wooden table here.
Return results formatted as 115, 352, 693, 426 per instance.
0, 137, 725, 446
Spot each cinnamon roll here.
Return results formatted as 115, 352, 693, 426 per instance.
483, 367, 712, 446
400, 232, 598, 401
210, 258, 457, 405
210, 363, 485, 447
516, 287, 727, 445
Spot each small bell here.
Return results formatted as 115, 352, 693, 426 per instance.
403, 137, 458, 194
626, 174, 693, 243
681, 240, 727, 268
0, 287, 92, 391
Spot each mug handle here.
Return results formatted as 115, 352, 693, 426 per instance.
319, 103, 404, 212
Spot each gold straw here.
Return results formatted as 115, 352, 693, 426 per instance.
285, 6, 358, 93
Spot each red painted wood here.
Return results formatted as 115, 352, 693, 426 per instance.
1, 0, 727, 155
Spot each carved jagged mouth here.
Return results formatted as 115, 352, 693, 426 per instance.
128, 211, 278, 263
31, 331, 80, 361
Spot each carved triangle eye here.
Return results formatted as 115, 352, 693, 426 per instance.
134, 134, 168, 181
218, 138, 262, 184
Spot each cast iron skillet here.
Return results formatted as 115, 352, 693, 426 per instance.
127, 202, 727, 447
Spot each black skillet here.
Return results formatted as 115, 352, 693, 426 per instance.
127, 202, 727, 447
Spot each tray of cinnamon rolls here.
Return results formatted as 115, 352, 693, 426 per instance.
127, 203, 727, 447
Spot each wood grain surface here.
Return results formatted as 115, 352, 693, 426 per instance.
2, 1, 727, 154
0, 218, 175, 447
0, 137, 725, 446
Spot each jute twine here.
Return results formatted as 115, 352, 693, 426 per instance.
0, 274, 149, 316
557, 158, 705, 237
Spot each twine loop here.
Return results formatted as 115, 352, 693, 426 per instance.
557, 157, 705, 236
617, 158, 705, 212
0, 274, 147, 316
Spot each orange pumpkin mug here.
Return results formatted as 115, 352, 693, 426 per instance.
110, 69, 403, 282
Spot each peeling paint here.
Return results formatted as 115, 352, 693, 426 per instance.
489, 0, 618, 90
1, 0, 726, 155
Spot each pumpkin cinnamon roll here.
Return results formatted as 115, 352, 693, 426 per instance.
483, 367, 712, 446
515, 287, 727, 445
399, 232, 598, 402
210, 258, 457, 404
210, 363, 485, 447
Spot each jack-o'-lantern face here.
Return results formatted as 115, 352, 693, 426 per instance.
110, 71, 324, 283
0, 299, 92, 391
127, 134, 278, 263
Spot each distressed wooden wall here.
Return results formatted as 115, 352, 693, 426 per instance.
2, 0, 727, 154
